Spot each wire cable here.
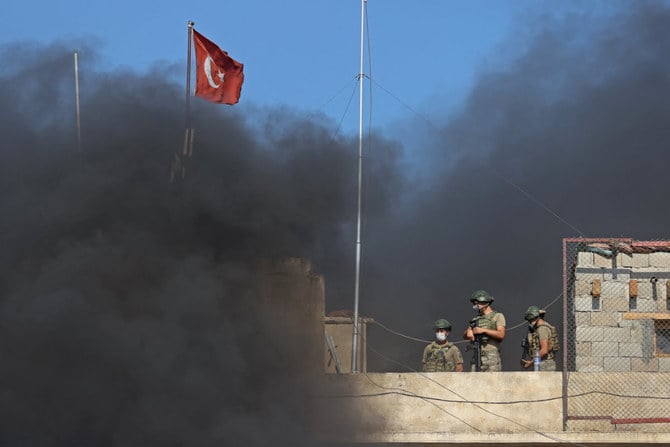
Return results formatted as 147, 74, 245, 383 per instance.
490, 168, 587, 238
371, 290, 564, 342
362, 341, 590, 446
360, 332, 482, 431
370, 78, 439, 131
363, 69, 588, 240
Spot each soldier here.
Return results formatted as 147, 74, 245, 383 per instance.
422, 319, 464, 372
463, 290, 506, 371
521, 306, 558, 371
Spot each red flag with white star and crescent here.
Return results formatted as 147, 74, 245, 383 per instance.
192, 29, 244, 105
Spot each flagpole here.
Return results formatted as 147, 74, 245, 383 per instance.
351, 0, 366, 374
172, 21, 194, 182
73, 50, 82, 152
184, 20, 195, 158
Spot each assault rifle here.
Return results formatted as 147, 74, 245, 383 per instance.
469, 317, 482, 372
520, 334, 532, 367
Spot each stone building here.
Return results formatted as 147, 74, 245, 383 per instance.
568, 239, 670, 372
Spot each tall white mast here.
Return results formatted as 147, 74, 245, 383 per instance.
351, 0, 366, 373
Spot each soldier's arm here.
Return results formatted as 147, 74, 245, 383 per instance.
538, 327, 551, 357
488, 313, 506, 340
422, 345, 431, 365
473, 325, 505, 341
463, 326, 474, 341
539, 338, 550, 357
453, 347, 464, 372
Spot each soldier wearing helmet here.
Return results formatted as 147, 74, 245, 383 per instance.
422, 319, 464, 372
521, 306, 557, 371
463, 290, 506, 371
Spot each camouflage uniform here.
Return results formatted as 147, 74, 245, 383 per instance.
528, 322, 557, 371
470, 311, 506, 372
422, 341, 464, 372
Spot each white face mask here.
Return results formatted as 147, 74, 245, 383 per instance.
435, 332, 447, 342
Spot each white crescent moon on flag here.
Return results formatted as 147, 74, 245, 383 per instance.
204, 55, 221, 88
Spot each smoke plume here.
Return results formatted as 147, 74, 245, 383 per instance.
2, 2, 670, 444
0, 40, 399, 445
362, 2, 670, 371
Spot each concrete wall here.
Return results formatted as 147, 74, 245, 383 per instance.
320, 371, 670, 444
324, 317, 370, 373
324, 372, 562, 435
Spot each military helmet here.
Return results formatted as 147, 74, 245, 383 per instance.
433, 319, 452, 330
470, 290, 494, 303
524, 305, 544, 321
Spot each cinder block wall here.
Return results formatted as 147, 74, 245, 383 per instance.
574, 251, 670, 372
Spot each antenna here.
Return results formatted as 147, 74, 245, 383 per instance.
351, 0, 367, 374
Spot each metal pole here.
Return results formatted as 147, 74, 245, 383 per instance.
562, 238, 569, 430
351, 0, 366, 374
173, 21, 194, 182
184, 21, 194, 157
73, 50, 81, 152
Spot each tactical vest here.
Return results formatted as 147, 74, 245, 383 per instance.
529, 322, 559, 356
473, 311, 499, 345
545, 322, 560, 352
474, 311, 499, 330
424, 343, 457, 372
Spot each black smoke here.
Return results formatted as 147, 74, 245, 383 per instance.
3, 2, 670, 444
361, 2, 670, 372
0, 41, 400, 445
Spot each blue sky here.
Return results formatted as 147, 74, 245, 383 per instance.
2, 1, 599, 135
1, 0, 642, 199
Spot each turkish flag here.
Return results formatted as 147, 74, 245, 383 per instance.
192, 29, 244, 105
